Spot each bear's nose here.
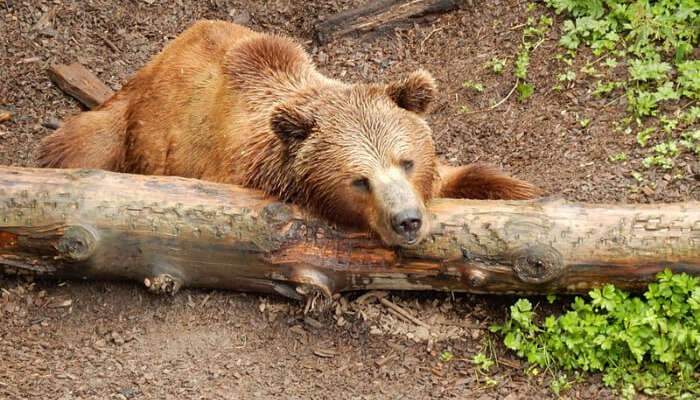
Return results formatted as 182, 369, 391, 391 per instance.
391, 209, 422, 239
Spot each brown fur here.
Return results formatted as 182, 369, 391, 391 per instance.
39, 20, 541, 246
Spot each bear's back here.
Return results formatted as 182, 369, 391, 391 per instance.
112, 22, 263, 180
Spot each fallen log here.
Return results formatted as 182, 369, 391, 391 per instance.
315, 0, 464, 45
1, 166, 698, 298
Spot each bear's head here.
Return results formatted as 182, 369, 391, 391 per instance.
270, 70, 438, 247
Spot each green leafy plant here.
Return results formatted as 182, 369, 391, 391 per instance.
636, 127, 655, 147
642, 141, 680, 169
487, 56, 507, 74
608, 152, 627, 162
517, 83, 534, 101
462, 80, 484, 92
631, 171, 643, 183
544, 0, 699, 177
515, 50, 530, 80
513, 11, 553, 103
471, 352, 494, 372
491, 270, 700, 398
556, 70, 576, 82
679, 130, 700, 155
602, 57, 618, 68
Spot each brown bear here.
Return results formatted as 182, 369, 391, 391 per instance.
39, 20, 541, 247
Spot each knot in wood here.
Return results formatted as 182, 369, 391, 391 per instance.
510, 244, 564, 284
57, 225, 97, 262
467, 270, 487, 288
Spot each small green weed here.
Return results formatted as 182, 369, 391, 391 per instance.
462, 80, 484, 92
608, 152, 627, 162
517, 83, 534, 101
486, 56, 507, 74
471, 352, 494, 372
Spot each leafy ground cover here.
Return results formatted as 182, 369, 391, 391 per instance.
491, 270, 699, 399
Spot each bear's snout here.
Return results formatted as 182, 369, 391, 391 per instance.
390, 209, 422, 242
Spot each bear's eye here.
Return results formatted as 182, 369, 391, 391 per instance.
351, 177, 371, 193
400, 160, 414, 173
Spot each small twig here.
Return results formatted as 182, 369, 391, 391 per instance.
376, 350, 396, 367
678, 100, 698, 111
355, 290, 388, 304
497, 358, 522, 369
99, 34, 119, 53
461, 78, 520, 115
603, 92, 626, 109
460, 323, 488, 330
532, 37, 546, 52
379, 297, 430, 328
475, 26, 484, 42
589, 53, 608, 66
420, 26, 446, 51
385, 306, 415, 324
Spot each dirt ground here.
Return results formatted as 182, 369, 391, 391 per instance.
0, 0, 697, 399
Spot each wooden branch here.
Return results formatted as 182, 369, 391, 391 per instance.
315, 0, 464, 45
47, 63, 114, 109
1, 167, 697, 298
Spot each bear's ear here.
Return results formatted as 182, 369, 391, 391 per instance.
385, 69, 437, 114
270, 103, 316, 147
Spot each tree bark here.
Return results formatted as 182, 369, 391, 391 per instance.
47, 63, 114, 109
1, 166, 698, 298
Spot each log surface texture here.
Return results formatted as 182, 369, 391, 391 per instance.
1, 167, 698, 298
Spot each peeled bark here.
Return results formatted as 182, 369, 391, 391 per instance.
47, 62, 114, 109
0, 166, 698, 298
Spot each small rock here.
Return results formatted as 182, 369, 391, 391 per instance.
0, 109, 11, 123
228, 9, 251, 25
42, 118, 62, 130
470, 328, 482, 340
413, 326, 430, 341
110, 331, 124, 345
